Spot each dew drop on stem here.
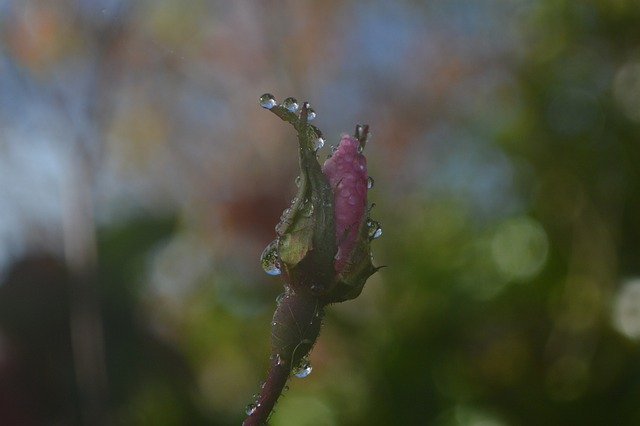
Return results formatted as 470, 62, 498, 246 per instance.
293, 359, 313, 378
245, 403, 257, 416
276, 354, 287, 366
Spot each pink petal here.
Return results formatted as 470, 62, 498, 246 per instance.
322, 135, 368, 272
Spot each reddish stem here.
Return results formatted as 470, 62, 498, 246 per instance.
242, 358, 290, 425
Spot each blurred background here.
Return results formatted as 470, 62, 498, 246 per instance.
1, 0, 640, 425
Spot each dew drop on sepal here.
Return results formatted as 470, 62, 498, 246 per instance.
306, 108, 317, 121
260, 240, 281, 276
301, 199, 314, 217
367, 176, 374, 189
367, 219, 382, 240
282, 97, 299, 112
313, 137, 325, 151
259, 93, 277, 109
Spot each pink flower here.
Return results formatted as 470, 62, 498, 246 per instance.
322, 135, 368, 272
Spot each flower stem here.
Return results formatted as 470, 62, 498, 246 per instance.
242, 358, 290, 426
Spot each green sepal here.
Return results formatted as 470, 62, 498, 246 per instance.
325, 215, 379, 303
268, 103, 337, 293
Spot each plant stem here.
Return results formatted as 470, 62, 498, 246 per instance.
242, 358, 290, 425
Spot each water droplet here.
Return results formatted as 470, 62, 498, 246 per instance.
295, 176, 301, 187
294, 360, 313, 378
259, 93, 277, 109
355, 124, 369, 145
276, 292, 286, 303
310, 284, 323, 294
246, 403, 257, 416
276, 354, 287, 366
367, 176, 374, 189
260, 240, 281, 276
331, 145, 338, 154
307, 108, 317, 121
367, 220, 383, 240
372, 228, 382, 239
301, 200, 314, 217
313, 137, 325, 151
282, 97, 299, 113
291, 196, 298, 205
357, 144, 364, 154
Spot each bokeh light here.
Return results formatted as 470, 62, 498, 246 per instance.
612, 278, 640, 341
491, 216, 549, 282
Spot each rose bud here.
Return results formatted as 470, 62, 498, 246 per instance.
245, 95, 381, 426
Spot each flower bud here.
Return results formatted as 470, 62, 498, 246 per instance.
259, 95, 379, 301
